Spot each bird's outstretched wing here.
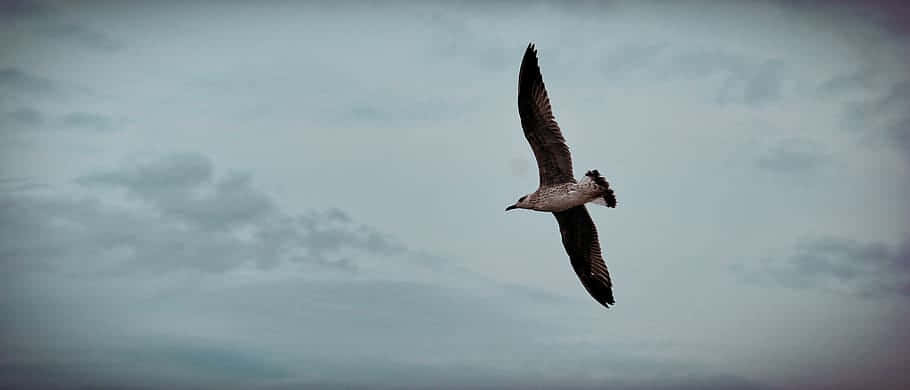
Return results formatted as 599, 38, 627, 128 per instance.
518, 43, 575, 186
553, 205, 615, 307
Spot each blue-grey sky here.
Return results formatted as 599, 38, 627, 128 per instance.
1, 1, 909, 389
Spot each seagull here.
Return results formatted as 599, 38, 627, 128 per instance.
505, 43, 618, 308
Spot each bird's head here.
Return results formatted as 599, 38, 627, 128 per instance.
505, 194, 530, 211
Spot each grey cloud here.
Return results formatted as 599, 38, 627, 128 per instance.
715, 59, 785, 105
603, 43, 668, 76
646, 49, 787, 106
260, 373, 768, 390
0, 177, 46, 192
324, 207, 351, 223
693, 54, 779, 104
0, 341, 288, 390
81, 164, 276, 233
878, 80, 910, 112
1, 107, 44, 131
0, 274, 765, 390
0, 0, 47, 19
736, 236, 910, 298
123, 342, 289, 382
0, 152, 763, 390
887, 115, 910, 152
775, 0, 910, 39
2, 153, 405, 274
0, 67, 59, 97
842, 79, 910, 160
756, 138, 827, 174
339, 95, 472, 126
422, 10, 511, 72
741, 60, 785, 105
670, 49, 748, 79
838, 0, 910, 37
609, 375, 769, 390
78, 152, 215, 193
2, 108, 120, 133
816, 70, 873, 97
60, 112, 116, 131
5, 107, 43, 125
37, 23, 123, 52
880, 81, 910, 156
0, 0, 123, 52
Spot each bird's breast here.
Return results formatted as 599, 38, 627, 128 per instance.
532, 184, 592, 212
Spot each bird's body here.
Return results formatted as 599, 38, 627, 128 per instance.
519, 171, 616, 213
506, 43, 619, 308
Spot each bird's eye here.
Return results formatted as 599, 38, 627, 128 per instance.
519, 196, 527, 202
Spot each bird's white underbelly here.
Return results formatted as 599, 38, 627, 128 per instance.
532, 185, 598, 212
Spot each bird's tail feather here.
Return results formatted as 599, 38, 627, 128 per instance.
585, 170, 617, 208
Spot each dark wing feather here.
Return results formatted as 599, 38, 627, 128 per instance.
553, 206, 615, 307
518, 43, 575, 186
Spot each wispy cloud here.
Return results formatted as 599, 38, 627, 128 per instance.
2, 107, 121, 134
756, 138, 828, 174
842, 79, 910, 161
736, 236, 910, 298
0, 151, 769, 389
816, 70, 873, 97
598, 45, 789, 106
60, 112, 118, 131
2, 153, 406, 274
0, 176, 46, 192
602, 42, 668, 76
0, 68, 60, 98
0, 0, 123, 52
0, 0, 47, 19
37, 22, 123, 52
1, 107, 44, 130
668, 50, 786, 106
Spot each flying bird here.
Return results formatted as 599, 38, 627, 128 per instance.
506, 43, 618, 308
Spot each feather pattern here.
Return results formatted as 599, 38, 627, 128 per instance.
518, 43, 575, 186
553, 205, 615, 307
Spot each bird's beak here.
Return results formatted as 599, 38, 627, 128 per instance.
505, 204, 518, 211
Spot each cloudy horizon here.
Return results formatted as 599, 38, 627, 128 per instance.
2, 1, 909, 389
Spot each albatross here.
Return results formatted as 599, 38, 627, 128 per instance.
505, 43, 618, 308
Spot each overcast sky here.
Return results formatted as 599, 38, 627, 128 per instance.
1, 1, 909, 389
